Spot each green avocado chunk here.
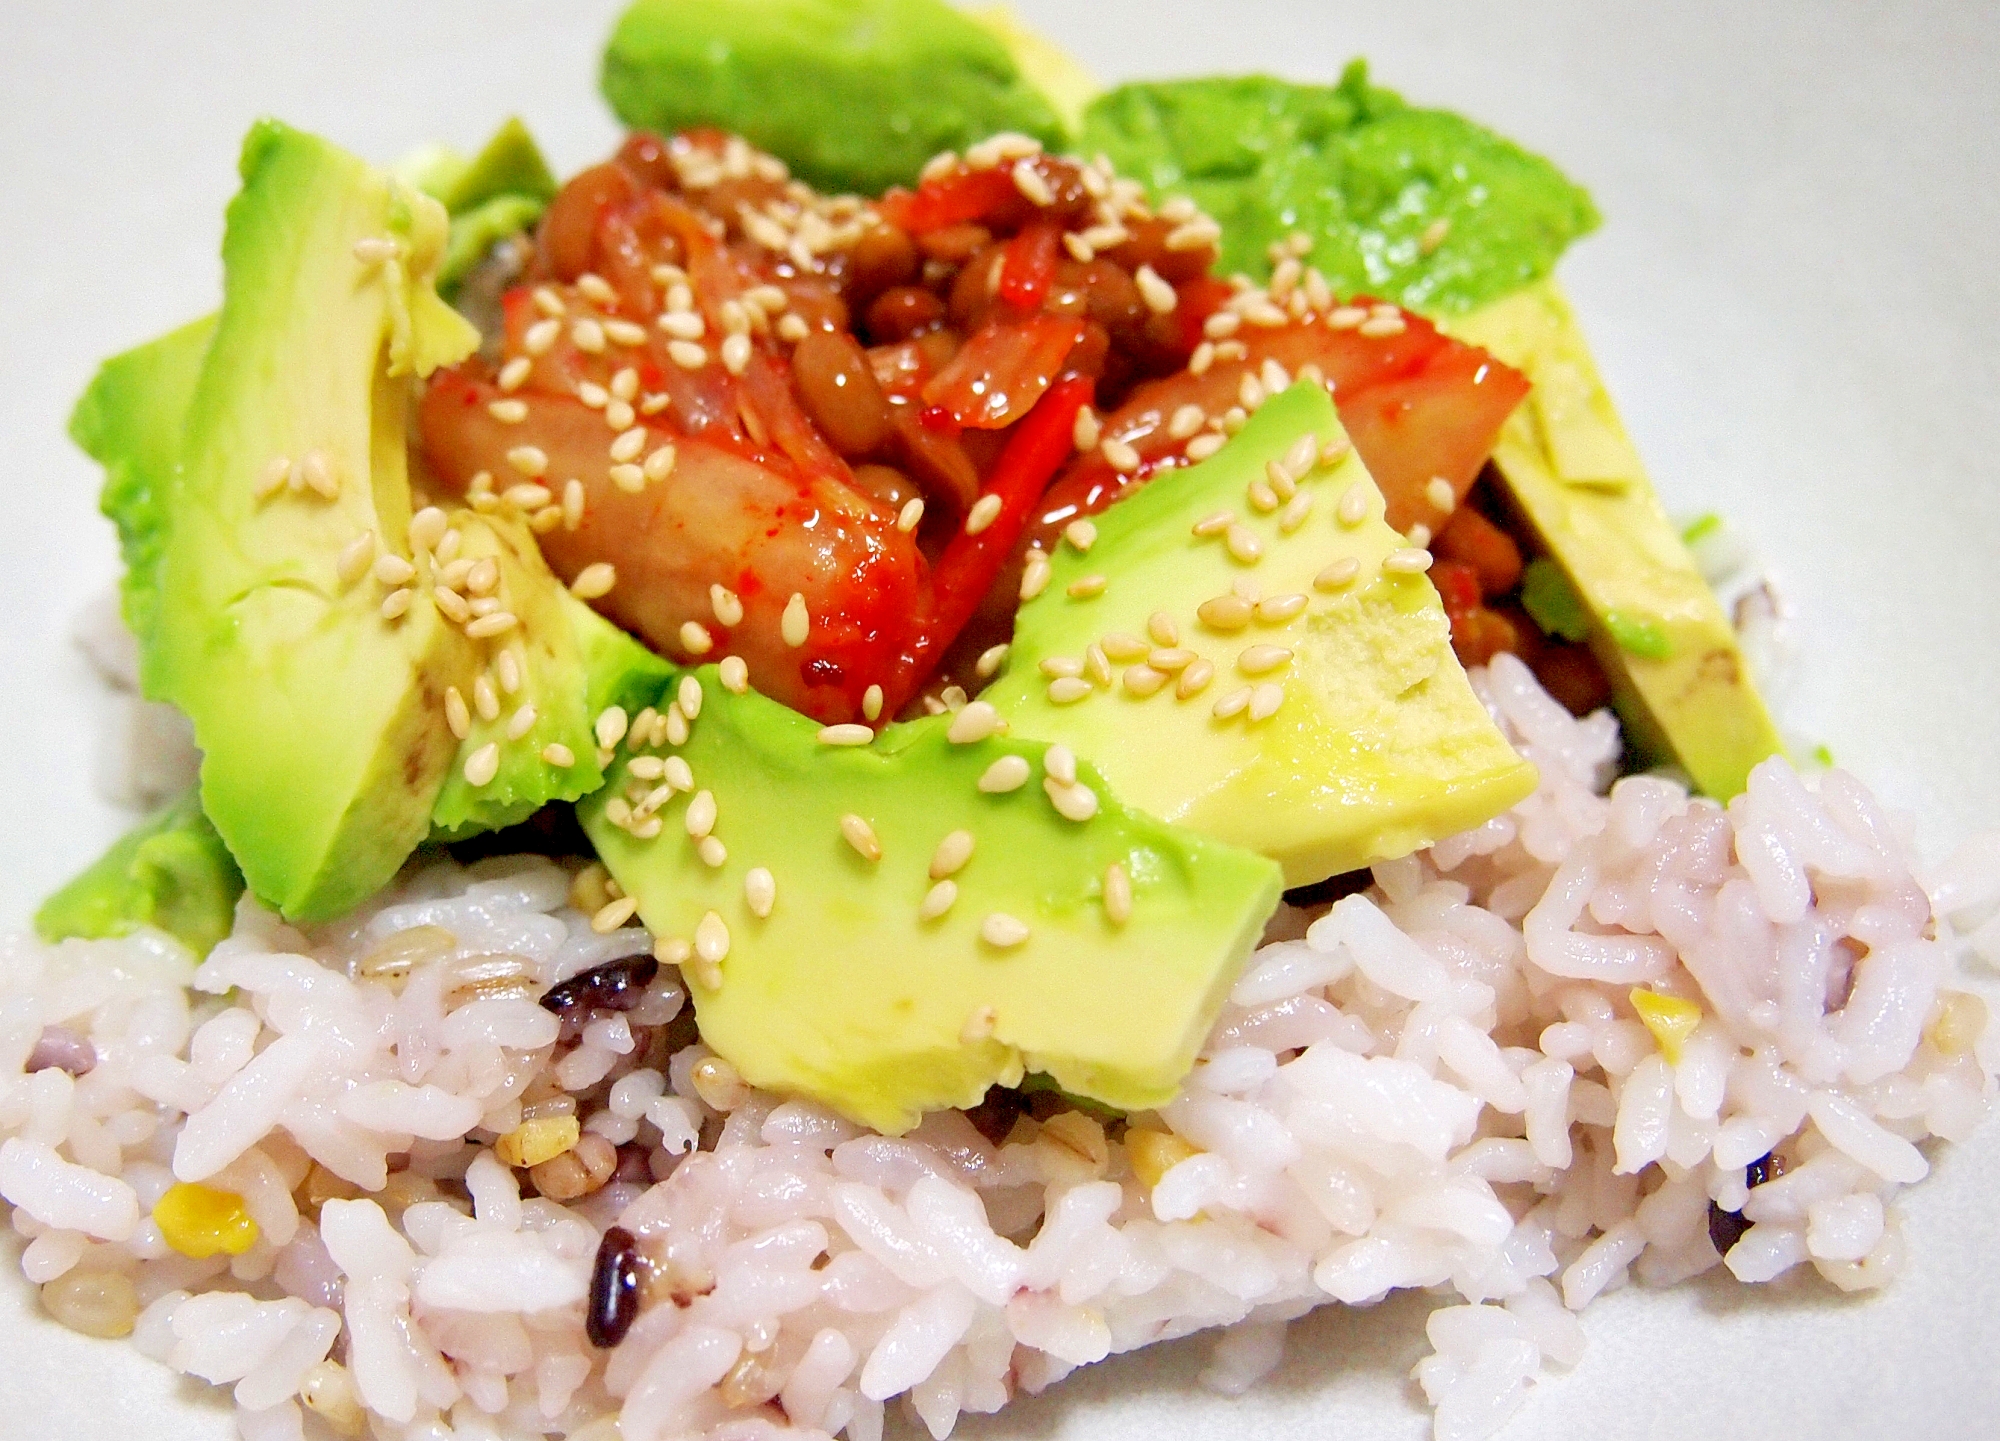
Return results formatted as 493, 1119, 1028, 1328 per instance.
1081, 62, 1599, 312
35, 789, 244, 957
398, 117, 560, 292
984, 382, 1536, 887
580, 670, 1282, 1135
1448, 281, 1784, 797
601, 0, 1070, 195
72, 314, 216, 674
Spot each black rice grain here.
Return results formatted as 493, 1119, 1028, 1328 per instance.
587, 1225, 642, 1348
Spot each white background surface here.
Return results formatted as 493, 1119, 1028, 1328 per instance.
2, 2, 1998, 1437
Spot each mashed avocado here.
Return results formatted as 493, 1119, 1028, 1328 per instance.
1081, 62, 1598, 313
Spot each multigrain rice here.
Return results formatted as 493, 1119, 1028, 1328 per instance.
3, 653, 1995, 1441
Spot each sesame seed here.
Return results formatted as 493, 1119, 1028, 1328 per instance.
1242, 300, 1288, 328
668, 340, 708, 370
1406, 523, 1433, 549
353, 235, 399, 265
1037, 745, 1076, 789
463, 741, 501, 789
818, 723, 874, 747
589, 895, 638, 933
776, 314, 810, 343
562, 479, 586, 531
570, 563, 616, 600
465, 557, 499, 596
254, 455, 292, 500
698, 835, 728, 868
946, 701, 1001, 744
610, 367, 640, 401
1320, 437, 1355, 471
542, 743, 574, 768
1237, 373, 1266, 413
443, 687, 471, 739
710, 656, 747, 697
964, 493, 1003, 536
981, 913, 1030, 948
473, 675, 500, 721
503, 704, 538, 741
1247, 480, 1279, 514
1213, 686, 1253, 719
503, 482, 553, 511
605, 319, 648, 348
532, 285, 566, 318
1039, 656, 1084, 679
1047, 677, 1092, 705
665, 703, 692, 747
595, 707, 629, 750
919, 880, 958, 921
506, 445, 549, 478
1359, 313, 1406, 338
1072, 406, 1101, 452
524, 318, 561, 355
645, 445, 677, 483
498, 356, 532, 392
663, 756, 694, 791
1012, 162, 1055, 206
608, 428, 646, 465
930, 829, 975, 879
488, 399, 528, 425
1384, 547, 1434, 574
1425, 476, 1456, 512
1188, 341, 1216, 376
1261, 359, 1292, 397
1103, 862, 1132, 926
467, 595, 502, 618
576, 380, 608, 408
1067, 574, 1108, 599
465, 612, 518, 639
974, 643, 1010, 679
1192, 510, 1235, 538
1165, 218, 1222, 251
657, 310, 705, 341
1233, 577, 1263, 603
605, 398, 637, 431
721, 333, 753, 375
1165, 405, 1206, 442
1225, 524, 1264, 564
977, 755, 1032, 793
1279, 492, 1314, 533
1147, 647, 1196, 670
336, 531, 375, 586
694, 910, 730, 967
1101, 437, 1141, 474
1064, 519, 1097, 552
1336, 484, 1370, 527
839, 813, 882, 861
1122, 664, 1168, 698
707, 584, 743, 628
1257, 593, 1310, 623
1084, 644, 1113, 688
1020, 556, 1053, 601
1175, 658, 1215, 699
1329, 306, 1367, 330
1237, 644, 1293, 676
570, 319, 607, 354
1135, 264, 1177, 314
1203, 310, 1242, 340
781, 593, 810, 647
1265, 459, 1298, 498
630, 756, 667, 780
681, 621, 714, 655
683, 789, 717, 839
1248, 682, 1286, 721
380, 588, 413, 620
678, 674, 703, 720
1185, 432, 1226, 461
1100, 632, 1148, 662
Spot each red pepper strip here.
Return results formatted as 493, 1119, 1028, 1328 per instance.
887, 373, 1095, 704
877, 166, 1022, 233
1174, 275, 1234, 353
998, 220, 1061, 311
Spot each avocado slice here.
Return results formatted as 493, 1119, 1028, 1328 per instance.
600, 0, 1070, 196
73, 314, 216, 677
984, 382, 1536, 887
34, 788, 245, 957
1447, 280, 1784, 797
581, 671, 1281, 1135
397, 117, 560, 292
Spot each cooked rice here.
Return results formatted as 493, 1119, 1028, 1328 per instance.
4, 654, 1994, 1441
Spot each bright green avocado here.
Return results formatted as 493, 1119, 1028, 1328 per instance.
601, 0, 1070, 195
580, 670, 1281, 1135
397, 117, 560, 292
984, 382, 1537, 887
73, 315, 216, 677
34, 788, 244, 957
1447, 281, 1784, 798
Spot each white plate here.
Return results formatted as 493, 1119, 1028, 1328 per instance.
3, 2, 1998, 1437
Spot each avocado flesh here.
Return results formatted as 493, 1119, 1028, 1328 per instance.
1447, 281, 1784, 798
581, 672, 1282, 1135
398, 117, 559, 292
601, 0, 1069, 196
984, 383, 1537, 887
149, 120, 488, 924
34, 788, 244, 957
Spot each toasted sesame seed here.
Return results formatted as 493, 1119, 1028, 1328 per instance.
678, 789, 716, 839
467, 595, 502, 618
1328, 306, 1367, 330
1045, 775, 1100, 822
1233, 577, 1263, 603
1384, 547, 1434, 574
680, 620, 714, 656
1030, 748, 1073, 793
694, 910, 730, 968
630, 756, 667, 781
776, 592, 809, 648
532, 285, 567, 318
566, 562, 616, 601
1101, 437, 1141, 474
605, 398, 637, 431
1248, 682, 1286, 721
605, 318, 648, 348
1064, 519, 1097, 552
664, 703, 691, 748
1012, 161, 1056, 206
720, 333, 752, 375
407, 506, 448, 552
540, 743, 574, 768
503, 482, 554, 511
1359, 313, 1406, 337
610, 367, 640, 401
1260, 358, 1292, 397
1103, 862, 1132, 926
668, 340, 708, 370
1067, 574, 1108, 599
776, 314, 810, 343
644, 445, 678, 484
1237, 373, 1266, 414
1237, 644, 1293, 676
524, 318, 561, 355
1257, 593, 1310, 624
919, 880, 958, 921
1047, 677, 1092, 705
663, 756, 694, 792
1203, 310, 1242, 340
1225, 524, 1264, 564
295, 450, 338, 499
929, 829, 975, 879
977, 755, 1032, 795
1192, 510, 1236, 539
464, 558, 499, 597
964, 493, 1003, 536
608, 463, 644, 494
946, 702, 1001, 744
817, 723, 874, 748
675, 675, 703, 722
497, 356, 532, 393
1185, 432, 1226, 461
1407, 523, 1433, 549
1247, 480, 1279, 514
697, 835, 728, 868
1083, 643, 1113, 688
460, 741, 500, 789
1188, 341, 1216, 376
506, 445, 549, 479
1336, 484, 1369, 527
577, 381, 609, 410
1279, 492, 1314, 533
839, 813, 882, 862
973, 643, 1010, 679
595, 706, 629, 750
1147, 647, 1196, 671
1122, 664, 1169, 698
1020, 555, 1053, 600
1165, 218, 1222, 251
589, 895, 638, 933
487, 398, 528, 425
570, 319, 608, 354
1100, 632, 1149, 662
1037, 660, 1083, 685
1425, 477, 1457, 513
1265, 459, 1299, 499
1213, 686, 1254, 719
981, 913, 1030, 948
443, 686, 471, 739
380, 588, 413, 621
1175, 659, 1215, 699
657, 310, 706, 342
1319, 436, 1354, 470
465, 611, 518, 639
472, 674, 500, 722
605, 428, 644, 465
1072, 406, 1101, 452
1134, 264, 1177, 314
336, 531, 376, 586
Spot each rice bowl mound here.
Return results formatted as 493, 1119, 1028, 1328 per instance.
3, 655, 1994, 1441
